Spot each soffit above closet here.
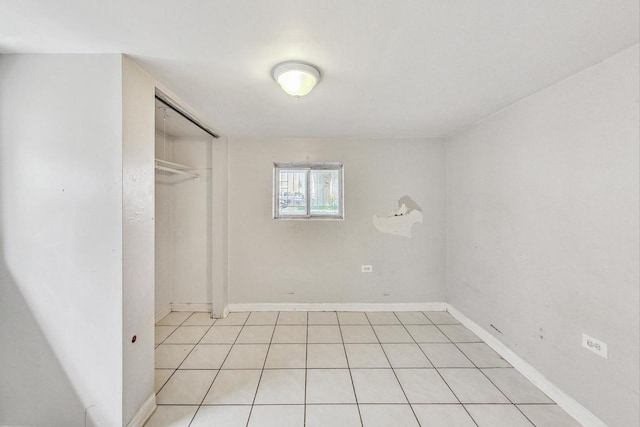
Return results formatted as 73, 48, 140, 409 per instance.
2, 0, 638, 138
155, 98, 210, 139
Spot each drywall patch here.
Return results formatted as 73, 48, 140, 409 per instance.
372, 196, 423, 238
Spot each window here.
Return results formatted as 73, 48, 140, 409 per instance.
274, 162, 344, 219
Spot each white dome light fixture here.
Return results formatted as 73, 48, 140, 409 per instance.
272, 61, 322, 97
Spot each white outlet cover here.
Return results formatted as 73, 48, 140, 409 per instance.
582, 333, 608, 359
361, 265, 372, 273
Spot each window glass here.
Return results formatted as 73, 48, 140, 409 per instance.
310, 169, 340, 216
274, 163, 343, 220
277, 169, 307, 216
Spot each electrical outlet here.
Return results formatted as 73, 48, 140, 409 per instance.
582, 333, 608, 358
361, 265, 373, 273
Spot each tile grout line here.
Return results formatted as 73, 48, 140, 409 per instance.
304, 311, 308, 426
155, 312, 209, 397
337, 311, 365, 427
404, 311, 480, 427
185, 312, 250, 426
432, 322, 539, 426
368, 312, 422, 427
244, 311, 280, 427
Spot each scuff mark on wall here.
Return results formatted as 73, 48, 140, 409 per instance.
372, 195, 423, 238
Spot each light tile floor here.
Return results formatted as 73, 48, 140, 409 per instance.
146, 311, 582, 427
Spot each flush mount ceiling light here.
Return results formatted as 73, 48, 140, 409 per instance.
272, 61, 322, 97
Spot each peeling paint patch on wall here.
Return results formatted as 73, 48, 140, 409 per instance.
372, 195, 423, 237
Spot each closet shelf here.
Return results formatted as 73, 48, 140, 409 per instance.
155, 158, 199, 178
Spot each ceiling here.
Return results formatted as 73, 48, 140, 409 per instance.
1, 1, 638, 138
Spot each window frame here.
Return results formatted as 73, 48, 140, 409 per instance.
273, 162, 344, 220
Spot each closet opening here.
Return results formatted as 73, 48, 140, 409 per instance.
154, 94, 216, 321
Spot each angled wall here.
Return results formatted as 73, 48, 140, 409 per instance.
446, 45, 639, 427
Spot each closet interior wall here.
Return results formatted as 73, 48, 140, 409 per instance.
155, 122, 214, 319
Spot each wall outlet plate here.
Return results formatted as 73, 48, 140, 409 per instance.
361, 265, 373, 273
582, 333, 608, 358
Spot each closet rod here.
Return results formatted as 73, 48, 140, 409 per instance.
156, 158, 194, 170
154, 93, 220, 139
155, 165, 199, 178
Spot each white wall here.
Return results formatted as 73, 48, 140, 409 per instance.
228, 137, 446, 304
172, 137, 213, 306
446, 45, 639, 427
122, 56, 157, 426
155, 134, 214, 316
211, 136, 229, 317
0, 54, 124, 426
155, 130, 174, 317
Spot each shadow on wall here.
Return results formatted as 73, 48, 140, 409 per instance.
0, 218, 85, 424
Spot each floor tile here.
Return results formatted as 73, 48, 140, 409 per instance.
150, 310, 564, 427
277, 311, 308, 325
412, 404, 476, 426
483, 368, 553, 403
395, 311, 432, 324
190, 405, 251, 427
156, 369, 217, 404
272, 325, 307, 343
144, 405, 197, 427
337, 311, 370, 325
305, 404, 361, 427
439, 368, 510, 403
215, 312, 249, 326
395, 368, 458, 403
221, 344, 269, 369
382, 343, 432, 368
458, 343, 511, 367
264, 343, 306, 368
308, 311, 339, 325
344, 343, 390, 368
183, 312, 215, 326
373, 325, 414, 343
419, 343, 474, 367
517, 404, 583, 427
180, 344, 231, 369
200, 325, 242, 344
366, 312, 400, 325
308, 325, 342, 343
359, 404, 419, 427
154, 369, 174, 393
235, 325, 275, 344
424, 311, 460, 324
341, 325, 378, 343
202, 369, 261, 404
306, 369, 356, 403
405, 324, 450, 342
438, 324, 481, 342
155, 344, 194, 369
156, 311, 192, 326
465, 404, 534, 427
247, 405, 304, 427
254, 369, 306, 404
246, 311, 279, 325
351, 368, 407, 403
163, 326, 210, 344
307, 343, 348, 368
155, 325, 178, 344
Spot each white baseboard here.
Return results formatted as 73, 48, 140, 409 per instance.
446, 304, 606, 427
155, 305, 171, 323
126, 393, 156, 427
171, 303, 212, 312
226, 302, 448, 312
